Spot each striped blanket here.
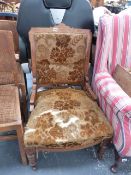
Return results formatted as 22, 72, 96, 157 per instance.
92, 13, 131, 157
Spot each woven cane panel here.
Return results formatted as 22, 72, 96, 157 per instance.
0, 85, 20, 124
0, 72, 14, 85
0, 30, 18, 85
0, 20, 19, 53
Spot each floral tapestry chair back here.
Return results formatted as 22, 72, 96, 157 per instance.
29, 24, 92, 87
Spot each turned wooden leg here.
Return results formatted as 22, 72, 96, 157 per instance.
98, 139, 111, 160
25, 148, 37, 170
16, 125, 27, 165
110, 148, 122, 173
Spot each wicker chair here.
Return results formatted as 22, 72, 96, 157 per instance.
0, 20, 27, 121
0, 30, 27, 165
24, 24, 113, 169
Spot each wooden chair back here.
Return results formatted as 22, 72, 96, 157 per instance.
0, 20, 18, 53
0, 30, 18, 85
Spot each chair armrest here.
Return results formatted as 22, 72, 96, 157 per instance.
94, 72, 131, 118
85, 82, 97, 101
30, 78, 37, 112
84, 76, 97, 101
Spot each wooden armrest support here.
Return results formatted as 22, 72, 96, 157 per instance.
84, 82, 97, 101
30, 78, 37, 112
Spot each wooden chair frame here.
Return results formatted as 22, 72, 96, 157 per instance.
0, 90, 27, 165
0, 30, 27, 165
26, 24, 110, 170
0, 20, 27, 122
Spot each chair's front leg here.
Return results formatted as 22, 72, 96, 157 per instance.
25, 148, 37, 170
98, 138, 112, 160
84, 81, 97, 101
110, 148, 122, 173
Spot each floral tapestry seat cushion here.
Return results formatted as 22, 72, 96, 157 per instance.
24, 88, 113, 148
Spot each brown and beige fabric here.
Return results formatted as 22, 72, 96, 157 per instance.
0, 0, 18, 13
0, 20, 27, 119
25, 88, 112, 149
25, 24, 113, 169
0, 1, 18, 20
0, 30, 27, 165
0, 1, 14, 12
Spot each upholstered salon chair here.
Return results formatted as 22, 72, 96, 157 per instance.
24, 24, 113, 169
0, 20, 27, 121
92, 13, 131, 172
17, 0, 94, 63
0, 30, 27, 165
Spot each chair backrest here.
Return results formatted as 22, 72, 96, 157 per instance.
0, 30, 18, 85
17, 0, 94, 63
93, 13, 131, 76
0, 20, 18, 53
29, 24, 92, 87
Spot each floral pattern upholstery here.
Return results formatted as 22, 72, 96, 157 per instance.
25, 25, 113, 150
30, 25, 91, 86
24, 88, 113, 148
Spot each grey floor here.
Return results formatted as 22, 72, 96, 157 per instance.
0, 70, 131, 175
1, 141, 131, 175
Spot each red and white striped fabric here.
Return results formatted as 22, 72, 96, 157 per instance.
92, 14, 131, 157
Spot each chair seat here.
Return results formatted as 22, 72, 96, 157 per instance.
24, 88, 113, 149
0, 85, 21, 125
0, 62, 25, 86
